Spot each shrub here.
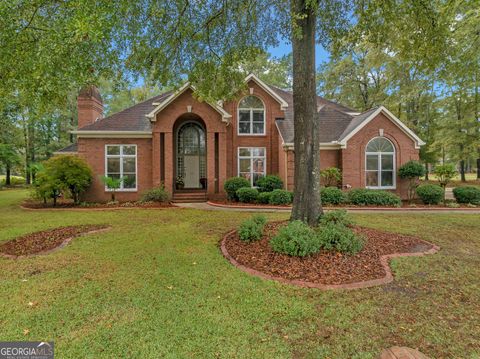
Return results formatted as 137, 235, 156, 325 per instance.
1, 176, 25, 186
416, 184, 443, 205
269, 189, 293, 205
398, 160, 425, 201
320, 187, 345, 205
320, 167, 342, 187
270, 220, 320, 257
236, 187, 259, 203
346, 188, 401, 207
434, 164, 457, 188
32, 169, 62, 206
140, 185, 170, 203
319, 209, 353, 227
257, 191, 272, 204
453, 186, 480, 205
224, 177, 251, 201
238, 215, 266, 242
100, 176, 123, 202
256, 175, 283, 193
317, 223, 363, 255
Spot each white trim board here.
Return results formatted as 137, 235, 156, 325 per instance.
72, 131, 153, 138
339, 106, 425, 149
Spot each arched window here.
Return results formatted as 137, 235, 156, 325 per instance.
238, 96, 265, 135
365, 137, 395, 189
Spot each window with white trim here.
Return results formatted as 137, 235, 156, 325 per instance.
238, 96, 265, 135
365, 137, 395, 189
105, 145, 137, 190
238, 147, 266, 187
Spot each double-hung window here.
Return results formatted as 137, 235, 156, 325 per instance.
238, 147, 266, 187
238, 96, 265, 135
105, 145, 137, 190
365, 137, 395, 189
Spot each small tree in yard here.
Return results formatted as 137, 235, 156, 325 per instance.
320, 167, 342, 187
100, 176, 123, 202
33, 168, 62, 206
398, 161, 426, 201
434, 164, 457, 204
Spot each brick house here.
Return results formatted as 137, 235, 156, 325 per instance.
59, 74, 424, 202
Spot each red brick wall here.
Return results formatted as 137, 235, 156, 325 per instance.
341, 112, 419, 199
78, 138, 152, 202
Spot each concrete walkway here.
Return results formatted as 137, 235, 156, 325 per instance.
176, 202, 480, 214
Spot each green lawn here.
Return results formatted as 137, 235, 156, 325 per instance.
0, 189, 479, 358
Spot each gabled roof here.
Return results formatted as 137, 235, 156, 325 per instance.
53, 143, 78, 154
245, 74, 289, 110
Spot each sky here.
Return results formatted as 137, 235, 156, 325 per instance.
267, 41, 330, 66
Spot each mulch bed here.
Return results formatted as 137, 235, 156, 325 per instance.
0, 225, 109, 258
222, 221, 437, 287
22, 200, 175, 210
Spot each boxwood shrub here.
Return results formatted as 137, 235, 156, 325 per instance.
224, 177, 250, 201
269, 189, 293, 205
238, 214, 266, 242
317, 222, 363, 255
257, 191, 272, 204
318, 209, 353, 227
256, 175, 283, 193
416, 184, 443, 205
320, 187, 346, 205
140, 185, 170, 203
236, 187, 259, 203
346, 188, 401, 207
452, 186, 480, 205
270, 220, 320, 257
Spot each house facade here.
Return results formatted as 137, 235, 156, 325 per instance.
61, 75, 425, 202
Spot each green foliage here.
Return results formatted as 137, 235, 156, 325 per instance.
100, 176, 123, 202
317, 223, 363, 255
319, 209, 353, 227
269, 189, 293, 205
270, 221, 320, 257
224, 177, 251, 201
434, 164, 458, 188
32, 168, 62, 206
238, 215, 266, 242
399, 160, 426, 201
320, 167, 342, 187
257, 191, 272, 204
236, 187, 259, 203
453, 186, 480, 205
320, 187, 346, 205
256, 175, 283, 193
416, 184, 444, 205
140, 185, 170, 203
346, 189, 401, 207
0, 176, 25, 186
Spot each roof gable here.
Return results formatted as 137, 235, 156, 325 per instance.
244, 74, 289, 110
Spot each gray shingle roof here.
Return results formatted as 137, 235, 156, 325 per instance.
55, 143, 78, 153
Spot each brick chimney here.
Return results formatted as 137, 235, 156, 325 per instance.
77, 85, 103, 129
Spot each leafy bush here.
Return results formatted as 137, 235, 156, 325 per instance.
140, 185, 170, 203
453, 186, 480, 205
398, 160, 425, 201
416, 184, 443, 205
317, 223, 363, 255
257, 191, 272, 204
269, 189, 293, 205
32, 169, 62, 206
238, 215, 266, 242
270, 220, 320, 257
100, 176, 123, 202
346, 188, 401, 207
320, 167, 342, 187
320, 187, 345, 205
256, 175, 283, 193
0, 176, 26, 186
434, 164, 457, 188
224, 177, 251, 201
236, 187, 259, 203
319, 209, 353, 227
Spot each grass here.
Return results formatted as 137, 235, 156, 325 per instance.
421, 172, 480, 187
0, 189, 479, 358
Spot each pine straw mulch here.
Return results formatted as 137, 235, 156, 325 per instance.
0, 225, 109, 258
223, 221, 437, 286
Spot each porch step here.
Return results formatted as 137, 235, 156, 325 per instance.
172, 192, 208, 203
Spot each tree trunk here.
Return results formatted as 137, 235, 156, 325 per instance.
424, 163, 429, 181
5, 164, 11, 186
459, 160, 466, 182
290, 0, 322, 226
477, 157, 480, 180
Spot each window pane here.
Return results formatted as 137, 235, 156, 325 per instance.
252, 122, 264, 134
252, 173, 264, 187
123, 145, 136, 155
107, 146, 120, 155
366, 171, 378, 186
123, 157, 136, 173
239, 96, 263, 108
239, 172, 251, 182
252, 110, 264, 122
381, 171, 394, 187
252, 158, 265, 173
239, 110, 250, 122
107, 158, 120, 173
381, 154, 394, 170
239, 158, 250, 172
251, 148, 265, 157
238, 148, 251, 157
366, 155, 378, 171
238, 122, 250, 134
366, 137, 394, 152
123, 174, 136, 189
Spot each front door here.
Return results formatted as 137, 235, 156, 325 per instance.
176, 121, 206, 190
184, 155, 200, 188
